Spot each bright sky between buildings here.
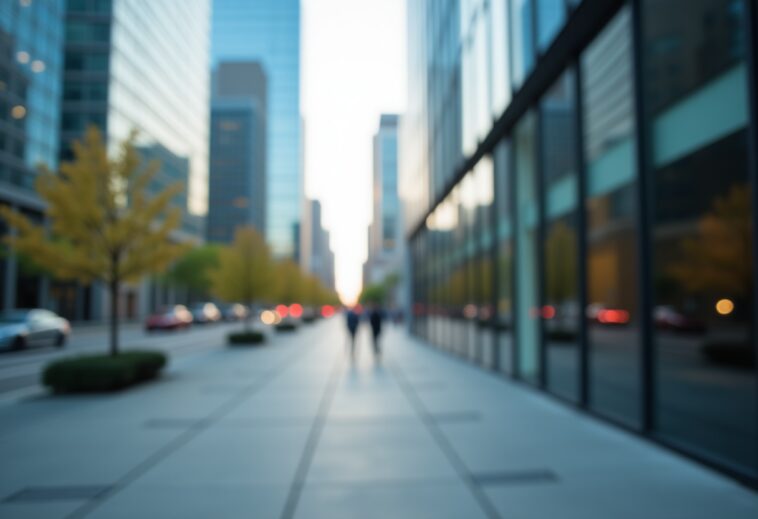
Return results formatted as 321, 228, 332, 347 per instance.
302, 0, 407, 304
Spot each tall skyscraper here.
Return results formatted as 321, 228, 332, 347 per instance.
0, 0, 65, 313
302, 198, 335, 292
364, 114, 402, 302
212, 0, 302, 259
57, 0, 211, 320
207, 62, 267, 243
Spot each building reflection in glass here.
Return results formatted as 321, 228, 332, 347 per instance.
581, 7, 641, 427
644, 0, 755, 471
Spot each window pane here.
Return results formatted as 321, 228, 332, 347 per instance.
490, 0, 512, 116
643, 0, 756, 473
541, 68, 579, 402
495, 138, 514, 374
514, 111, 540, 384
581, 6, 640, 426
511, 0, 535, 90
537, 0, 565, 51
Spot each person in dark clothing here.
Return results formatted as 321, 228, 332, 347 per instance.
345, 307, 360, 355
368, 305, 384, 356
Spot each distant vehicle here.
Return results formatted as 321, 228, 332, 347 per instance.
145, 305, 193, 331
221, 303, 248, 321
654, 305, 706, 333
190, 302, 222, 324
0, 309, 70, 351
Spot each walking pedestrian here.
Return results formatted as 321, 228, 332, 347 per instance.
345, 306, 360, 356
368, 304, 384, 356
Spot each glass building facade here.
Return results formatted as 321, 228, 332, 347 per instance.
0, 0, 65, 312
212, 0, 302, 259
207, 61, 267, 244
403, 0, 758, 482
365, 115, 402, 287
57, 0, 210, 320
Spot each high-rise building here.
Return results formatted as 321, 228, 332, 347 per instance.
212, 0, 302, 259
207, 62, 267, 243
403, 0, 758, 482
364, 114, 403, 306
57, 0, 211, 320
302, 199, 335, 292
0, 0, 65, 313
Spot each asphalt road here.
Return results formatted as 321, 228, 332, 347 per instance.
0, 320, 251, 395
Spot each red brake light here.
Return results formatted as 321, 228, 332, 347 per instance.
289, 303, 303, 318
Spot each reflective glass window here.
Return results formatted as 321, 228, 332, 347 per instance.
541, 68, 579, 401
537, 0, 566, 51
514, 111, 540, 384
511, 0, 535, 90
643, 0, 756, 471
490, 0, 512, 116
495, 138, 514, 374
581, 7, 640, 426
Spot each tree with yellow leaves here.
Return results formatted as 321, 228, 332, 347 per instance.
210, 226, 273, 331
274, 259, 305, 305
0, 127, 187, 356
668, 184, 752, 298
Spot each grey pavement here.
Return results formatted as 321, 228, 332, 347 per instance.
0, 318, 756, 518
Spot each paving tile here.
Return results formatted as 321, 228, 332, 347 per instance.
307, 421, 457, 484
295, 480, 487, 519
87, 484, 289, 519
0, 501, 83, 519
135, 424, 311, 486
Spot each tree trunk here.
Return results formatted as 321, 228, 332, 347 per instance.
110, 279, 120, 356
244, 300, 252, 332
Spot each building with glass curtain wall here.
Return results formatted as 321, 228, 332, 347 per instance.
207, 61, 267, 244
402, 0, 758, 483
212, 0, 302, 259
364, 115, 403, 296
58, 0, 210, 320
0, 0, 65, 313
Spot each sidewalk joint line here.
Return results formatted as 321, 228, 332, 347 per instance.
279, 348, 344, 519
390, 360, 502, 519
62, 325, 329, 519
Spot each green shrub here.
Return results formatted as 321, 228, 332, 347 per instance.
275, 321, 297, 332
228, 331, 265, 345
43, 350, 167, 393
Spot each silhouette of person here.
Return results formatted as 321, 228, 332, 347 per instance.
345, 307, 360, 355
368, 305, 383, 356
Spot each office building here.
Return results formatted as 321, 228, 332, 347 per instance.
207, 62, 267, 243
403, 0, 758, 482
364, 114, 403, 308
212, 0, 302, 259
0, 0, 65, 313
302, 198, 335, 291
57, 0, 210, 320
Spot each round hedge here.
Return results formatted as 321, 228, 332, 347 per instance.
43, 350, 167, 393
228, 331, 266, 345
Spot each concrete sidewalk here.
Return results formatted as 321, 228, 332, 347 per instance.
0, 319, 756, 518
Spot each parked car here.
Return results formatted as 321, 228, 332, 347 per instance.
190, 302, 222, 324
221, 303, 248, 321
0, 309, 70, 351
145, 305, 193, 331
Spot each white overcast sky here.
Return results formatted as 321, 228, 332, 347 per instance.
302, 0, 407, 304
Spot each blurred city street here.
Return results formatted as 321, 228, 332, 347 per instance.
1, 318, 756, 519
